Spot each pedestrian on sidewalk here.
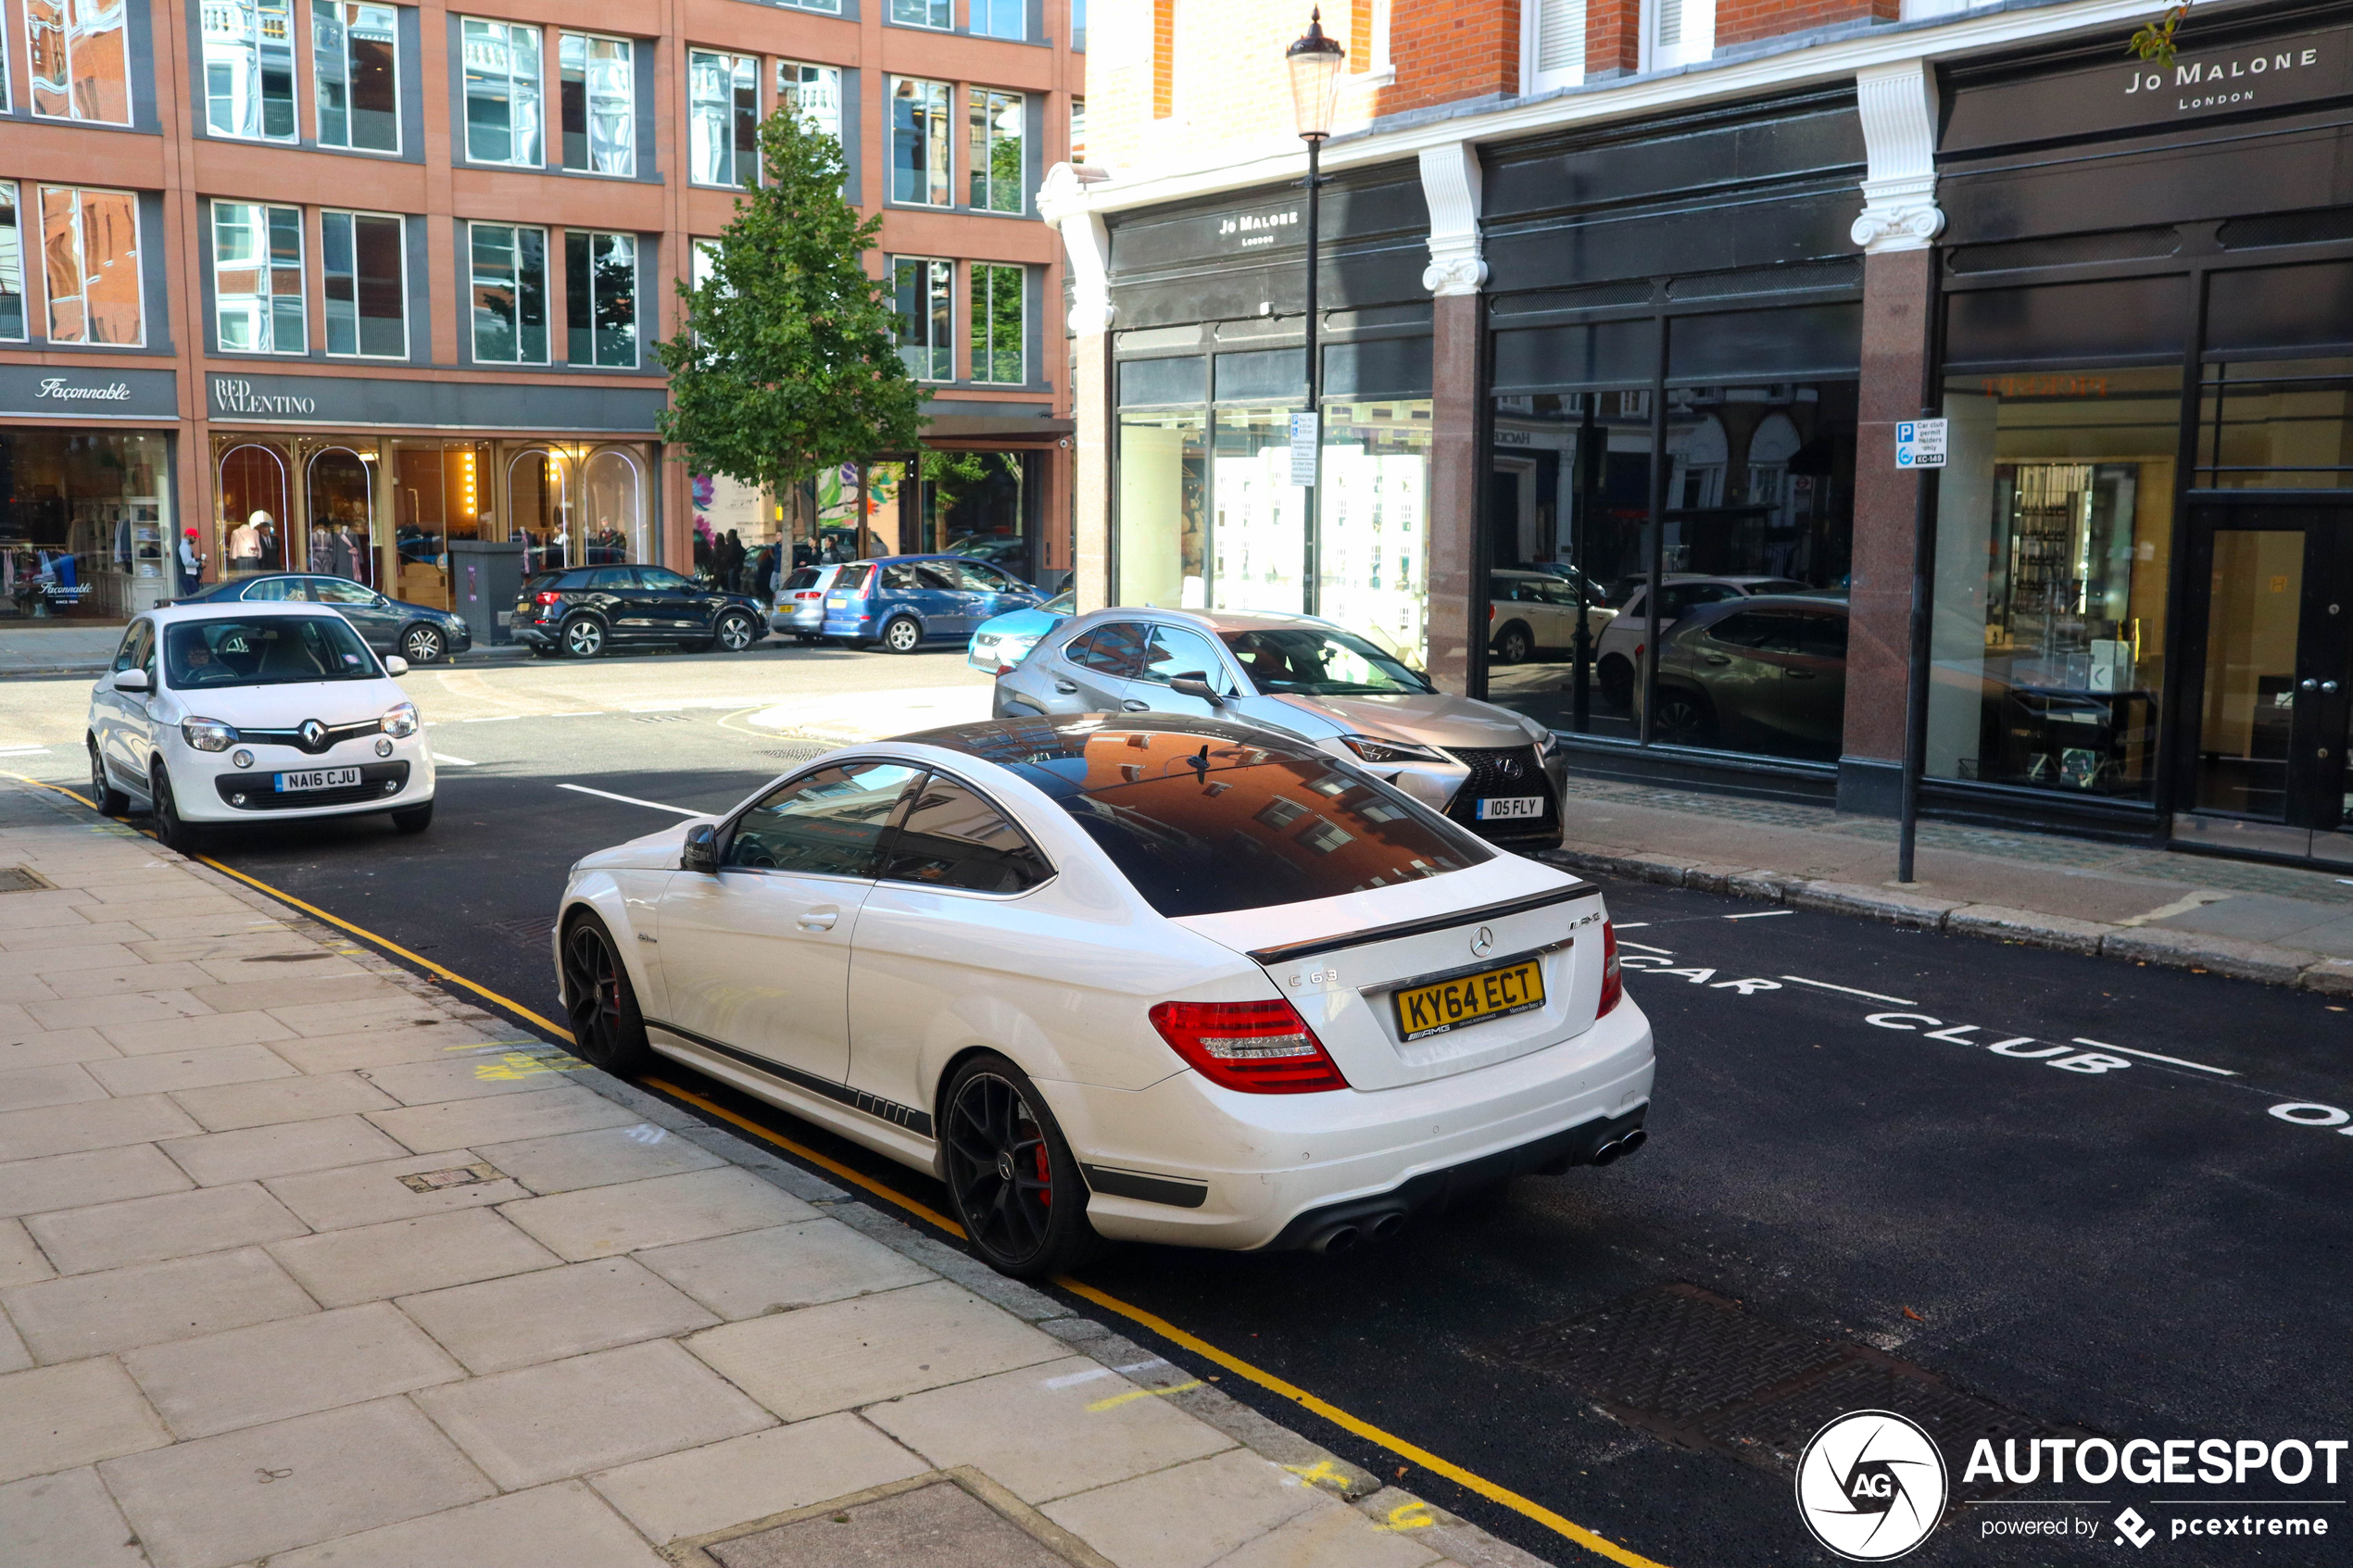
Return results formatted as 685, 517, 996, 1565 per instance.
177, 527, 205, 597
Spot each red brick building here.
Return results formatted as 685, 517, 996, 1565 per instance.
2, 0, 1080, 633
1047, 0, 2353, 868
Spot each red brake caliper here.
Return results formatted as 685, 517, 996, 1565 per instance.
1034, 1142, 1051, 1208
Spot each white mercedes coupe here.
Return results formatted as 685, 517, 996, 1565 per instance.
555, 712, 1653, 1278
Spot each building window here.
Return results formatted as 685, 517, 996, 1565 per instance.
775, 0, 841, 11
211, 201, 305, 354
777, 61, 841, 145
1070, 97, 1086, 164
1647, 0, 1711, 71
890, 0, 950, 29
971, 263, 1022, 384
29, 0, 132, 124
462, 18, 542, 167
559, 32, 634, 176
690, 237, 722, 292
1527, 0, 1586, 91
891, 257, 951, 382
689, 50, 759, 188
890, 78, 950, 207
971, 0, 1023, 39
0, 182, 23, 340
202, 0, 297, 141
470, 221, 547, 363
322, 209, 406, 358
968, 89, 1024, 214
565, 231, 636, 368
38, 185, 142, 345
314, 1, 399, 153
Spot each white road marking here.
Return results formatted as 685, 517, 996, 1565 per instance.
1781, 974, 1919, 1007
430, 752, 477, 766
546, 710, 604, 717
2117, 890, 2232, 927
628, 703, 686, 713
1613, 922, 1650, 929
1617, 940, 1675, 954
2070, 1036, 2237, 1077
0, 746, 49, 756
557, 782, 707, 816
462, 714, 522, 722
1724, 909, 1793, 920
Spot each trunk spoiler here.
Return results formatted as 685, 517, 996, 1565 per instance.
1244, 881, 1601, 965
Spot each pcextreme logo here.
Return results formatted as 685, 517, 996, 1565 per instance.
1795, 1411, 1949, 1562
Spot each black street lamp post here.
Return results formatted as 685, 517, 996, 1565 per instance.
1287, 10, 1344, 618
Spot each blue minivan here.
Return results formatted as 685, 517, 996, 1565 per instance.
820, 554, 1043, 653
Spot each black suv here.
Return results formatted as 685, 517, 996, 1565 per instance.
511, 565, 770, 659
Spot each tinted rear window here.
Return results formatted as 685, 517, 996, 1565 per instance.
993, 725, 1491, 918
782, 569, 824, 591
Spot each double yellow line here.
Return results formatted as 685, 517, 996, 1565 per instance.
9, 769, 1670, 1568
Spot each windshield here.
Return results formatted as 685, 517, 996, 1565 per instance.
1042, 590, 1076, 615
165, 616, 380, 689
1219, 627, 1435, 696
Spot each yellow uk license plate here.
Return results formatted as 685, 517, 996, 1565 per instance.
1392, 959, 1546, 1042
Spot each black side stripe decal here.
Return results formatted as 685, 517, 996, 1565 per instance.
646, 1018, 935, 1137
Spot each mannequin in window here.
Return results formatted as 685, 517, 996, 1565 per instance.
229, 510, 268, 575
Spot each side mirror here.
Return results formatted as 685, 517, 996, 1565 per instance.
373, 595, 390, 608
681, 823, 719, 874
1169, 675, 1224, 706
112, 668, 150, 693
384, 655, 409, 676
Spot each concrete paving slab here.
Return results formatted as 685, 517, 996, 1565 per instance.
396, 1256, 720, 1374
0, 1304, 29, 1372
271, 1024, 512, 1072
0, 1060, 109, 1111
31, 960, 217, 1000
0, 921, 155, 951
161, 1114, 409, 1185
412, 1338, 774, 1489
498, 1166, 820, 1261
3, 1247, 318, 1362
265, 1480, 667, 1568
357, 1052, 587, 1106
266, 997, 455, 1037
186, 974, 409, 1015
0, 969, 58, 1004
269, 1207, 560, 1307
635, 1219, 934, 1319
96, 1011, 298, 1055
0, 1215, 57, 1288
26, 1182, 308, 1274
83, 1043, 298, 1097
169, 1071, 400, 1131
704, 1477, 1078, 1568
0, 1464, 151, 1568
0, 1093, 201, 1162
367, 1083, 643, 1152
192, 952, 368, 985
0, 1026, 120, 1069
24, 991, 209, 1031
687, 1281, 1067, 1422
123, 1301, 465, 1440
587, 1411, 928, 1545
98, 1396, 497, 1568
262, 1148, 530, 1230
1039, 1449, 1327, 1568
9, 941, 140, 973
0, 1143, 194, 1219
1218, 1499, 1442, 1568
477, 1121, 726, 1195
0, 1357, 174, 1486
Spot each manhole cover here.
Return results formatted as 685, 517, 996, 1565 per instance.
0, 866, 55, 893
708, 1482, 1078, 1568
483, 916, 555, 947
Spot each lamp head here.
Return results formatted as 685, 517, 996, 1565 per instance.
1286, 8, 1346, 142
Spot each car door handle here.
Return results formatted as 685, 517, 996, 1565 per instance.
1703, 654, 1731, 666
1054, 680, 1078, 694
1784, 669, 1816, 679
1121, 699, 1151, 711
797, 909, 838, 932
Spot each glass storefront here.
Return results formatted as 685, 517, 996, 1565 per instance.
920, 449, 1027, 577
1116, 407, 1205, 609
0, 430, 174, 618
1317, 401, 1429, 664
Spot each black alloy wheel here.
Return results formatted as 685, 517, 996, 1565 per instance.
562, 616, 606, 659
149, 764, 202, 855
1653, 688, 1717, 746
879, 615, 923, 655
1492, 623, 1533, 665
940, 1053, 1097, 1279
1597, 656, 1634, 710
88, 738, 129, 814
400, 623, 447, 664
713, 611, 756, 653
560, 914, 651, 1073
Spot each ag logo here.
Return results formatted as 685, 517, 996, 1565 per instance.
1793, 1410, 1947, 1561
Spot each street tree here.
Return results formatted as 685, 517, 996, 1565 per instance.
653, 107, 927, 546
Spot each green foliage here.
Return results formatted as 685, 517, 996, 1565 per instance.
2129, 4, 2190, 64
653, 108, 927, 502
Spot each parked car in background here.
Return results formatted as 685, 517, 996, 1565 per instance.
172, 573, 472, 667
1592, 574, 1813, 708
1515, 562, 1617, 608
1491, 570, 1618, 666
996, 607, 1567, 848
945, 534, 1030, 571
772, 564, 844, 644
968, 588, 1076, 673
820, 554, 1043, 653
1644, 595, 1848, 759
510, 565, 770, 659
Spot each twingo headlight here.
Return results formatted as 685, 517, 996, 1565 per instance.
380, 701, 421, 739
181, 718, 237, 753
1340, 734, 1448, 766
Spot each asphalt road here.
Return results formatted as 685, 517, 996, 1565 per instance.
14, 675, 2350, 1568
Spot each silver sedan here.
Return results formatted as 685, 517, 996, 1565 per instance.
992, 608, 1567, 849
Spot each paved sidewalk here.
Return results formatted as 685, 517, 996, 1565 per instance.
0, 622, 127, 679
0, 780, 1552, 1568
1541, 774, 2353, 994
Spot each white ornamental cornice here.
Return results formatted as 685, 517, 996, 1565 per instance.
1851, 58, 1944, 254
1038, 162, 1116, 335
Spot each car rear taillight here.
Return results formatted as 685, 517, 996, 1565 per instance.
1598, 921, 1623, 1018
1148, 998, 1350, 1094
795, 591, 819, 600
535, 591, 562, 606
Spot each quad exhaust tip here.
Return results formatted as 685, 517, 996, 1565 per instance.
1306, 1207, 1409, 1255
1591, 1126, 1649, 1167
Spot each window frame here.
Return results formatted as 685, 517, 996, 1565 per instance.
687, 48, 761, 190
558, 30, 635, 177
717, 760, 926, 882
776, 59, 842, 147
29, 0, 133, 126
968, 0, 1025, 41
209, 199, 307, 356
564, 228, 638, 370
970, 261, 1025, 386
468, 220, 548, 365
887, 0, 951, 31
888, 76, 952, 208
875, 767, 1058, 897
37, 183, 144, 347
201, 0, 301, 144
321, 207, 409, 359
889, 255, 953, 383
0, 181, 24, 342
967, 87, 1025, 215
312, 0, 402, 155
460, 16, 544, 169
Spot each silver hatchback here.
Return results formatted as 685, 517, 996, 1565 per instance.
993, 607, 1567, 848
770, 565, 841, 642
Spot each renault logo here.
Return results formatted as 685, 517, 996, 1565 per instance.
1470, 926, 1494, 957
299, 720, 326, 749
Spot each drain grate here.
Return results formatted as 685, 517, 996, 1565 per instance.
483, 916, 556, 947
0, 866, 55, 893
1485, 1284, 2071, 1501
633, 711, 691, 723
759, 744, 829, 762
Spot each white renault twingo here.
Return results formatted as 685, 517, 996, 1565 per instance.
85, 602, 436, 851
557, 712, 1653, 1279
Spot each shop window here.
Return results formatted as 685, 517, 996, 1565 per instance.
461, 18, 542, 167
890, 0, 950, 29
891, 77, 951, 207
469, 221, 547, 363
1069, 97, 1086, 165
304, 446, 378, 586
203, 0, 297, 143
559, 33, 635, 177
211, 201, 306, 355
971, 0, 1024, 39
1928, 367, 2180, 802
321, 209, 406, 358
565, 231, 637, 369
39, 185, 142, 346
2, 432, 172, 621
583, 449, 648, 567
968, 89, 1025, 213
1319, 402, 1430, 667
921, 452, 1025, 564
970, 263, 1024, 384
778, 61, 842, 146
0, 182, 23, 341
313, 1, 399, 153
1116, 408, 1206, 609
689, 50, 759, 188
891, 257, 952, 382
217, 442, 291, 576
2196, 358, 2353, 490
1211, 408, 1310, 615
28, 0, 132, 125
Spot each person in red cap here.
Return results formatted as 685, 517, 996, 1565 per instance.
177, 527, 204, 598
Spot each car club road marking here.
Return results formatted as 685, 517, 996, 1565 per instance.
429, 752, 477, 766
2068, 1036, 2237, 1076
1778, 974, 1919, 1007
1722, 909, 1793, 920
555, 783, 709, 816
